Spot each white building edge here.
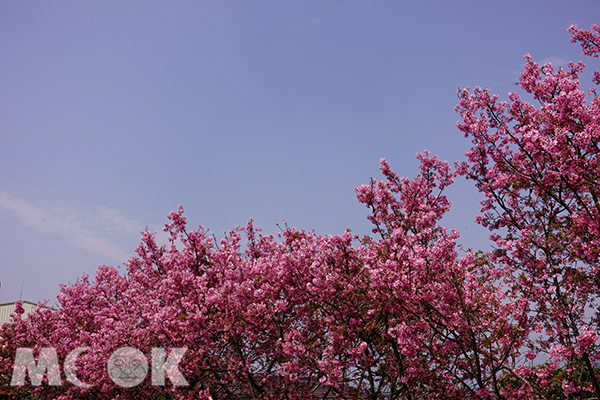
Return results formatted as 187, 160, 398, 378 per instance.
0, 301, 53, 325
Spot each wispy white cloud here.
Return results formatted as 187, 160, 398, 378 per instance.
0, 191, 144, 263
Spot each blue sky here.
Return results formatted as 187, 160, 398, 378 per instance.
0, 1, 598, 305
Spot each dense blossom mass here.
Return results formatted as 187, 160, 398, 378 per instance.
2, 24, 600, 399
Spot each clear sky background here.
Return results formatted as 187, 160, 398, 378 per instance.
0, 1, 598, 305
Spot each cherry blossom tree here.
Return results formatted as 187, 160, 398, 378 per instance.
0, 155, 525, 399
456, 23, 600, 399
1, 23, 599, 400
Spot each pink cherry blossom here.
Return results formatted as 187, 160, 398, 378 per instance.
2, 22, 600, 399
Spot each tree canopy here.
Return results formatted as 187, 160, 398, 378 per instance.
2, 23, 600, 400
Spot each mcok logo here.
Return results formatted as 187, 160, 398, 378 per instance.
11, 346, 188, 388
